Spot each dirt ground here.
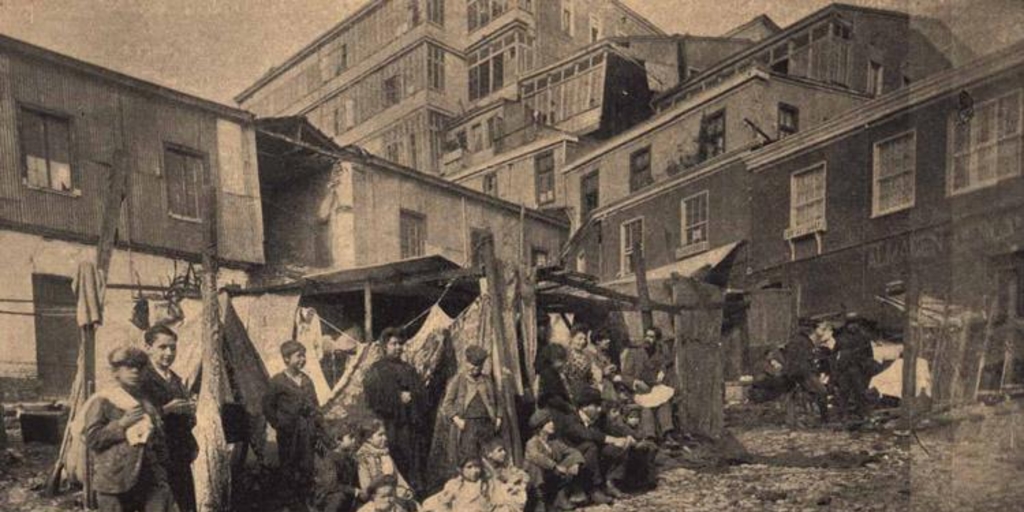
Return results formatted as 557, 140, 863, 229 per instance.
3, 400, 1023, 511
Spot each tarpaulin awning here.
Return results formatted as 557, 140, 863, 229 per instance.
604, 241, 742, 289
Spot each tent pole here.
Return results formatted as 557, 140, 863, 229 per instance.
364, 283, 373, 342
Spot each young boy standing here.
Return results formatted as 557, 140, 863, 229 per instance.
139, 324, 198, 512
263, 340, 329, 511
84, 347, 175, 512
440, 346, 502, 463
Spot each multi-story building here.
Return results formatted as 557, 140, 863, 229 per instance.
0, 35, 264, 397
255, 116, 567, 281
235, 0, 662, 176
746, 40, 1024, 351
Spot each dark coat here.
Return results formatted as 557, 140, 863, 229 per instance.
363, 357, 424, 426
781, 333, 818, 378
84, 392, 169, 495
138, 365, 198, 464
620, 344, 671, 388
263, 371, 326, 494
553, 411, 607, 447
537, 367, 575, 415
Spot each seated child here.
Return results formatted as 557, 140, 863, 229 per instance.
603, 403, 657, 493
356, 474, 407, 512
316, 424, 362, 512
421, 456, 491, 512
356, 419, 415, 504
481, 438, 529, 512
523, 410, 584, 512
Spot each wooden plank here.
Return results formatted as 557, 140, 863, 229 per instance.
671, 277, 724, 439
364, 283, 373, 342
632, 240, 654, 332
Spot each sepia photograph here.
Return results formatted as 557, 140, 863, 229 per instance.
1, 0, 1023, 510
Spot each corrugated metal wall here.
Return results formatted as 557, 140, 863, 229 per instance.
0, 49, 263, 264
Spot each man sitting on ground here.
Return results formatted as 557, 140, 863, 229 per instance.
552, 388, 632, 505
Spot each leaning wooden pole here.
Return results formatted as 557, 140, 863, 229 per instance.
194, 181, 231, 511
632, 240, 654, 332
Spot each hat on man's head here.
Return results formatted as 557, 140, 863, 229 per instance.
108, 346, 149, 369
466, 345, 489, 366
529, 408, 554, 430
577, 387, 603, 407
280, 340, 306, 359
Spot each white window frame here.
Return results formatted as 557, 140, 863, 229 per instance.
679, 191, 710, 258
786, 162, 828, 240
620, 216, 644, 276
947, 89, 1023, 196
871, 129, 916, 217
868, 60, 884, 96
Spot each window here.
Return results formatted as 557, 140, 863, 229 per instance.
575, 251, 586, 274
468, 0, 508, 32
535, 151, 555, 204
620, 218, 644, 275
400, 210, 427, 259
469, 29, 534, 101
788, 163, 827, 238
428, 45, 445, 91
427, 0, 444, 25
470, 228, 495, 267
770, 43, 790, 74
385, 142, 401, 163
868, 61, 884, 96
589, 14, 601, 42
333, 103, 348, 135
681, 191, 709, 250
483, 173, 498, 196
561, 0, 575, 36
580, 170, 599, 218
778, 103, 799, 138
532, 248, 549, 267
383, 75, 401, 107
950, 90, 1022, 194
164, 146, 204, 220
408, 133, 419, 169
629, 147, 653, 192
872, 131, 916, 215
700, 110, 726, 159
19, 107, 73, 193
470, 123, 484, 152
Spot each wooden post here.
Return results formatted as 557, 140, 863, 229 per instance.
481, 239, 523, 464
632, 240, 654, 333
47, 150, 129, 502
670, 276, 724, 439
194, 180, 230, 512
364, 283, 374, 343
901, 275, 919, 432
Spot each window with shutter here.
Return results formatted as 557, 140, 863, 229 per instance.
20, 107, 74, 193
164, 146, 204, 220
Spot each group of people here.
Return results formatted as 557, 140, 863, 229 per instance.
758, 317, 878, 424
84, 320, 686, 512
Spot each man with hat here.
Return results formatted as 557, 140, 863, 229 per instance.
84, 346, 175, 512
263, 339, 330, 511
363, 327, 425, 493
552, 387, 632, 506
437, 346, 503, 473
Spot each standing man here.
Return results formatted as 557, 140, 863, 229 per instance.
139, 325, 197, 512
263, 340, 329, 511
84, 347, 175, 512
781, 325, 830, 424
363, 327, 425, 493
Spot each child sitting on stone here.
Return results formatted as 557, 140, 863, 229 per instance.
356, 419, 416, 506
421, 456, 492, 512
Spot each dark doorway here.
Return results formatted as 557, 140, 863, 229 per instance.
33, 274, 78, 397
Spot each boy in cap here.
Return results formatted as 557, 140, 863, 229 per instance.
440, 345, 502, 463
84, 346, 175, 512
603, 403, 657, 492
524, 409, 584, 512
263, 340, 330, 511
